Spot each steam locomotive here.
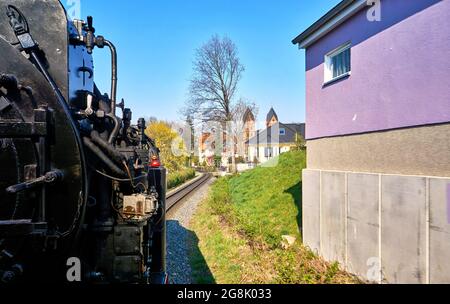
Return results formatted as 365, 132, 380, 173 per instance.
0, 0, 167, 283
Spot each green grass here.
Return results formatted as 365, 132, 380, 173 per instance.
189, 151, 361, 284
190, 196, 278, 284
167, 168, 196, 190
227, 151, 305, 247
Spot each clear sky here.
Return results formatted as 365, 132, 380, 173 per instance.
64, 0, 341, 124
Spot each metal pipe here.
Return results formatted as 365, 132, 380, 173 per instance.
90, 130, 125, 164
83, 137, 126, 176
106, 113, 121, 144
102, 40, 120, 144
104, 40, 117, 116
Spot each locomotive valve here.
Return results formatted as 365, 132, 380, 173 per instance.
6, 170, 64, 194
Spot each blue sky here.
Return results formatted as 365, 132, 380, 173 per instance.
64, 0, 340, 123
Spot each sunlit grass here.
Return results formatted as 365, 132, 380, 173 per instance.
189, 151, 361, 284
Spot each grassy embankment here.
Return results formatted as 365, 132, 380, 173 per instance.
167, 168, 196, 190
189, 151, 360, 284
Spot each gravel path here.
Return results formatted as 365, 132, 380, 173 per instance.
166, 177, 215, 284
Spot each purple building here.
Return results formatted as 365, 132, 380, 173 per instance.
293, 0, 450, 283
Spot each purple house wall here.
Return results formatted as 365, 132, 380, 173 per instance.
305, 0, 449, 140
293, 0, 450, 284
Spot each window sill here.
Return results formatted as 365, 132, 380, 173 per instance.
323, 71, 351, 87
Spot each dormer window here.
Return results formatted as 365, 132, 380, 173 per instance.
280, 128, 286, 136
324, 42, 351, 84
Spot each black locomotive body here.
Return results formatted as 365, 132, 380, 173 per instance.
0, 0, 167, 283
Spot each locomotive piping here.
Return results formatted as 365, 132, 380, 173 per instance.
107, 112, 120, 144
83, 136, 126, 176
104, 39, 117, 116
102, 39, 120, 144
90, 130, 125, 164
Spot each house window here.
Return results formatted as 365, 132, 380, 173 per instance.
325, 42, 351, 84
279, 128, 286, 136
264, 147, 273, 158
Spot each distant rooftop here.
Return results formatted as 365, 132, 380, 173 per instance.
266, 107, 279, 124
247, 122, 305, 145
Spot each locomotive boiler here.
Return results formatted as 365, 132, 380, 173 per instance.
0, 0, 167, 283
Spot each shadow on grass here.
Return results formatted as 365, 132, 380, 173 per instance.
166, 220, 215, 284
188, 229, 216, 284
284, 181, 302, 235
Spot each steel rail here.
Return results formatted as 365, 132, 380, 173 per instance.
166, 173, 212, 211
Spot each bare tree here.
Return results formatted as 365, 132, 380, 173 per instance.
186, 35, 244, 122
184, 35, 254, 172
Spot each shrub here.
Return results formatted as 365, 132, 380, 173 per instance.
167, 168, 196, 189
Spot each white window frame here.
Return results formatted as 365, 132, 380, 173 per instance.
264, 147, 273, 158
324, 42, 351, 85
279, 128, 286, 136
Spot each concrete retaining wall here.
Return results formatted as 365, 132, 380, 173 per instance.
302, 169, 450, 283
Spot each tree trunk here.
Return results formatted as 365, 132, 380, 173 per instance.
232, 154, 236, 174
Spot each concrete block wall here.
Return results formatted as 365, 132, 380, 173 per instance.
302, 169, 450, 284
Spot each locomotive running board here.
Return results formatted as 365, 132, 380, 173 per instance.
0, 220, 47, 237
0, 121, 47, 138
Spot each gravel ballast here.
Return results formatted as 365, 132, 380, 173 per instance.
166, 177, 215, 284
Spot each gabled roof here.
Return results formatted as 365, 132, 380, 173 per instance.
266, 108, 278, 123
282, 124, 306, 142
292, 0, 368, 48
243, 108, 255, 122
247, 123, 306, 146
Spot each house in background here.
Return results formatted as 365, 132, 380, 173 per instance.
266, 108, 279, 128
247, 108, 305, 164
198, 108, 256, 167
293, 0, 450, 283
243, 108, 257, 162
198, 131, 215, 166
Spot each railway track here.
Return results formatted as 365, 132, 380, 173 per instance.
166, 173, 213, 212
